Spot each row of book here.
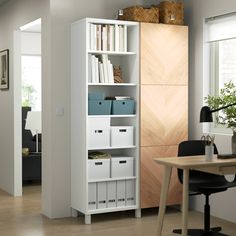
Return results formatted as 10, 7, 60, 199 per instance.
90, 23, 127, 52
88, 54, 115, 83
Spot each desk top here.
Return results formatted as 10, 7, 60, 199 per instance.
154, 155, 236, 169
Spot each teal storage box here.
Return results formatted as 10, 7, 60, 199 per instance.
112, 100, 135, 115
88, 100, 112, 115
88, 92, 105, 100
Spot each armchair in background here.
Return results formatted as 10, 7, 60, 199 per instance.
22, 107, 42, 183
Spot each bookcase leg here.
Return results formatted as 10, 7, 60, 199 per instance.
85, 214, 91, 224
71, 208, 78, 218
135, 209, 141, 218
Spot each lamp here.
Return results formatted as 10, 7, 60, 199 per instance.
200, 102, 236, 158
25, 111, 42, 153
200, 102, 236, 122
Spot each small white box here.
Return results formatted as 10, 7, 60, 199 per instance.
88, 159, 110, 180
110, 126, 134, 147
107, 181, 117, 208
125, 180, 135, 206
97, 182, 107, 209
88, 117, 110, 148
117, 180, 126, 207
111, 157, 134, 178
88, 183, 97, 210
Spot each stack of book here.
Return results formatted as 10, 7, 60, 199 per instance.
90, 23, 127, 52
88, 54, 115, 83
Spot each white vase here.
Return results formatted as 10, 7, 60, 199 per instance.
205, 144, 213, 161
232, 131, 236, 154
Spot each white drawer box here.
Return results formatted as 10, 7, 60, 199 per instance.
88, 117, 110, 148
125, 179, 135, 206
111, 157, 134, 178
88, 159, 110, 180
97, 182, 107, 209
117, 180, 126, 207
110, 126, 134, 147
107, 181, 117, 208
88, 183, 97, 210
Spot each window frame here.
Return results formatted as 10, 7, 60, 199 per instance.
208, 40, 234, 135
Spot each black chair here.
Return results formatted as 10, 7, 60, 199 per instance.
173, 140, 236, 236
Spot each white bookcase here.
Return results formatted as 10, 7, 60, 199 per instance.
71, 18, 140, 224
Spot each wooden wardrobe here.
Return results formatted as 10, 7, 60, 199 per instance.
140, 23, 188, 208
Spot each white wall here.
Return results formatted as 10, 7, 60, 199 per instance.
0, 0, 48, 196
43, 0, 159, 218
184, 0, 236, 223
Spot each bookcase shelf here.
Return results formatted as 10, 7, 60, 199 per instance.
71, 18, 140, 224
88, 114, 137, 118
88, 176, 136, 183
88, 50, 136, 55
88, 83, 137, 86
88, 145, 137, 151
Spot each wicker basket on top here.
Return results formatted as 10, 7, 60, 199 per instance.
158, 1, 184, 25
118, 6, 159, 23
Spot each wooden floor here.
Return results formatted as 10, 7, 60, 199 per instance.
0, 185, 236, 236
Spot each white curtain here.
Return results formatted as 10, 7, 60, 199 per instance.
205, 13, 236, 42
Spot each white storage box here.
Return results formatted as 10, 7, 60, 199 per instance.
125, 180, 135, 206
110, 126, 134, 147
88, 117, 110, 148
111, 157, 134, 178
88, 183, 97, 210
117, 180, 126, 207
107, 181, 117, 208
97, 182, 107, 209
88, 159, 110, 180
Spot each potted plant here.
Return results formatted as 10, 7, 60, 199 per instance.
204, 81, 236, 153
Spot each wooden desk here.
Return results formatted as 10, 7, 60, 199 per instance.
155, 155, 236, 236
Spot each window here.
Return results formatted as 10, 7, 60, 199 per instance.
22, 55, 41, 111
206, 13, 236, 133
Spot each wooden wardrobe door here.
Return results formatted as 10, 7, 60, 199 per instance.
141, 85, 188, 147
141, 146, 182, 208
140, 23, 188, 85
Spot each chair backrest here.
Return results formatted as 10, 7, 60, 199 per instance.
177, 140, 219, 183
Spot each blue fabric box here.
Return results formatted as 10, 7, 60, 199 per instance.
88, 92, 105, 100
112, 100, 135, 115
88, 100, 112, 115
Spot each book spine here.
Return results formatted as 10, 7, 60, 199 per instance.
102, 54, 108, 83
99, 62, 105, 83
123, 25, 127, 52
96, 24, 102, 51
119, 25, 124, 52
91, 55, 96, 83
102, 25, 107, 51
109, 62, 114, 83
115, 24, 119, 52
88, 54, 92, 83
94, 56, 99, 83
110, 25, 115, 51
107, 25, 110, 51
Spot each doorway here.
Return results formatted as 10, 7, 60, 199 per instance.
20, 19, 42, 193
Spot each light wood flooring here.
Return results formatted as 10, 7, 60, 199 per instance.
0, 185, 236, 236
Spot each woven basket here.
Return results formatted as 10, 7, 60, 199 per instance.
118, 6, 159, 23
158, 1, 184, 25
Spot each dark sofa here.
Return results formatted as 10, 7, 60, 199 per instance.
22, 107, 42, 183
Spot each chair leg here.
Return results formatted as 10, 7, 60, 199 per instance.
204, 194, 210, 231
211, 227, 222, 232
173, 195, 225, 236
